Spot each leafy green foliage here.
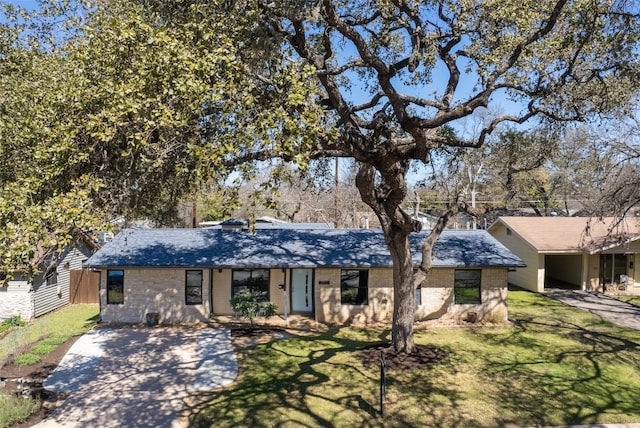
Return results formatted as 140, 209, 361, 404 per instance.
0, 316, 25, 334
30, 337, 65, 355
230, 291, 278, 325
2, 0, 639, 353
13, 353, 40, 366
0, 0, 329, 274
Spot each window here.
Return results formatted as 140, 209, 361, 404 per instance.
340, 269, 368, 305
107, 270, 124, 304
415, 284, 422, 306
232, 269, 270, 301
185, 270, 203, 305
454, 269, 481, 304
45, 264, 57, 286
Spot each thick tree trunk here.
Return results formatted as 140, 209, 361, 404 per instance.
355, 162, 423, 354
386, 227, 417, 353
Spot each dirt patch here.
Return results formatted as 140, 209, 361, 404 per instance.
356, 343, 447, 371
0, 336, 79, 427
230, 327, 291, 349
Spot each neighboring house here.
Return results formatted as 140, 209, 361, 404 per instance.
488, 216, 640, 293
0, 235, 98, 320
86, 226, 525, 326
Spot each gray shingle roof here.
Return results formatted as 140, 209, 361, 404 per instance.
86, 228, 525, 269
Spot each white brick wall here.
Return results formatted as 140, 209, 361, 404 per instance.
0, 281, 35, 320
98, 266, 509, 325
416, 267, 508, 323
100, 268, 211, 324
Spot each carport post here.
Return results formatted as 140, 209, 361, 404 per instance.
283, 288, 288, 320
283, 269, 288, 320
279, 282, 288, 320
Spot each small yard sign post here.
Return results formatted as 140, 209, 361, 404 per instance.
380, 350, 386, 417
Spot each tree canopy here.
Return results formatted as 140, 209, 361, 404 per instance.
0, 0, 325, 271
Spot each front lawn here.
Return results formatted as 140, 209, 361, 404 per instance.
191, 289, 640, 427
0, 304, 99, 365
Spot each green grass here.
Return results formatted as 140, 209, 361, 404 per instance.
0, 394, 40, 428
191, 289, 640, 428
12, 353, 40, 366
617, 295, 640, 307
0, 304, 99, 364
0, 304, 98, 427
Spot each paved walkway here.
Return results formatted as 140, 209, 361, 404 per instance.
545, 289, 640, 331
36, 327, 237, 428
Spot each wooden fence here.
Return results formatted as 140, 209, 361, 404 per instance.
70, 269, 100, 304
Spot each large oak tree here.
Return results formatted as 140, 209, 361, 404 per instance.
255, 0, 640, 352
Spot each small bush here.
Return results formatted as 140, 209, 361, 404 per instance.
0, 316, 25, 334
0, 393, 41, 428
230, 291, 278, 325
40, 336, 68, 346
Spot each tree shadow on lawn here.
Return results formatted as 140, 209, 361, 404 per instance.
189, 328, 466, 428
191, 301, 640, 428
475, 313, 640, 427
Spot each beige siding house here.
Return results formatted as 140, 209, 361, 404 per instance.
0, 242, 95, 320
87, 224, 525, 326
488, 216, 640, 293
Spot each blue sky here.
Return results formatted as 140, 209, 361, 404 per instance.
4, 0, 39, 7
3, 0, 39, 10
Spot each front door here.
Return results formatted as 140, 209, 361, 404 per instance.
291, 269, 313, 313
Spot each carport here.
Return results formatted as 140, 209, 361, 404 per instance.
489, 217, 640, 293
544, 254, 583, 290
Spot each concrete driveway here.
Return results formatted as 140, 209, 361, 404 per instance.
36, 327, 237, 428
546, 289, 640, 331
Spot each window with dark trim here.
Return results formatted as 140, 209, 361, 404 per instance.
45, 265, 57, 286
186, 270, 203, 305
340, 269, 369, 305
454, 269, 481, 304
415, 284, 422, 306
232, 269, 270, 301
107, 270, 124, 304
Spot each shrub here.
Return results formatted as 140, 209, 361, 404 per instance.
230, 291, 278, 326
0, 393, 41, 428
0, 316, 25, 334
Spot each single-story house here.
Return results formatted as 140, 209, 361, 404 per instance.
85, 226, 525, 325
0, 235, 98, 320
488, 216, 640, 293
